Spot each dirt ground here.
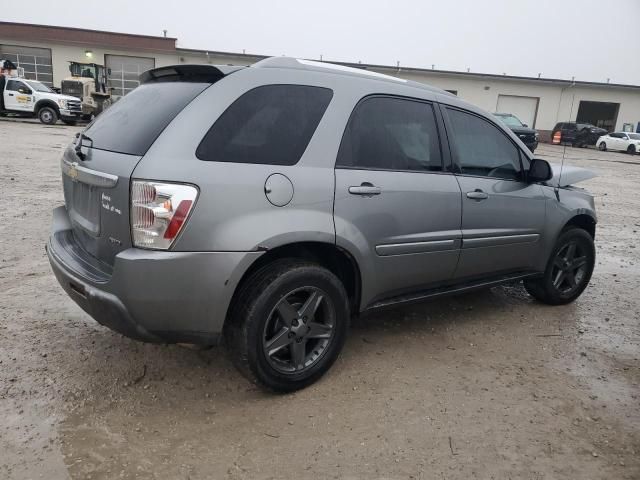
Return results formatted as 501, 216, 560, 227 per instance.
1, 119, 638, 480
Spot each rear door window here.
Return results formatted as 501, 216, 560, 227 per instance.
336, 96, 443, 171
84, 81, 210, 156
6, 79, 26, 92
196, 85, 333, 165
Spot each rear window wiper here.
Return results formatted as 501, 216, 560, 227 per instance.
74, 132, 93, 160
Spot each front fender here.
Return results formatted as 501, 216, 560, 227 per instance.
538, 186, 597, 270
34, 99, 59, 113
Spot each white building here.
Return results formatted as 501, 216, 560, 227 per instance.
2, 21, 639, 139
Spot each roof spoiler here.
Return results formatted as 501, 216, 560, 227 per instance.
140, 64, 244, 84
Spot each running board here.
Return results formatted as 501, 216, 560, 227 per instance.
366, 272, 540, 311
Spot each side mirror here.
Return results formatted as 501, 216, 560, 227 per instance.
528, 158, 553, 183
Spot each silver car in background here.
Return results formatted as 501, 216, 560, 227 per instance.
47, 58, 597, 391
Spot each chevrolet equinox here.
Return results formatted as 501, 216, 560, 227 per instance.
47, 58, 597, 391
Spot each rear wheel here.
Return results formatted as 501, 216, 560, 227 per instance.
225, 259, 350, 392
38, 106, 58, 125
524, 228, 595, 305
627, 144, 636, 155
598, 142, 607, 151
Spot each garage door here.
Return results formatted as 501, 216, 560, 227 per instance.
0, 44, 53, 86
105, 55, 155, 99
496, 95, 539, 128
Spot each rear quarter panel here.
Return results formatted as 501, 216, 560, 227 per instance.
134, 67, 351, 252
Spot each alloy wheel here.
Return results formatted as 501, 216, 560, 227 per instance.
551, 241, 589, 295
262, 287, 336, 374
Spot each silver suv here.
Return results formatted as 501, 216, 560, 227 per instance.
47, 58, 597, 391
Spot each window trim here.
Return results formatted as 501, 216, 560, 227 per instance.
335, 94, 450, 175
441, 105, 529, 183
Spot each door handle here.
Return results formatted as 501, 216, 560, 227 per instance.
8, 93, 14, 96
466, 189, 489, 200
349, 182, 381, 196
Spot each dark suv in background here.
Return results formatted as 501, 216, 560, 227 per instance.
493, 113, 538, 152
551, 122, 608, 147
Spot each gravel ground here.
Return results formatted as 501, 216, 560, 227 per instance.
1, 119, 639, 480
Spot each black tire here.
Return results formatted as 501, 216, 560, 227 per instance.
598, 142, 607, 151
224, 259, 350, 392
627, 145, 636, 155
524, 228, 595, 305
38, 106, 58, 125
62, 119, 77, 126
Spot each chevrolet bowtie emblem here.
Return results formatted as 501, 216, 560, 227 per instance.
68, 162, 79, 181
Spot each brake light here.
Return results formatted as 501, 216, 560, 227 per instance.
163, 200, 193, 239
131, 180, 198, 250
552, 131, 562, 144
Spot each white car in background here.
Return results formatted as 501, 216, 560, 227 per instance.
597, 132, 640, 154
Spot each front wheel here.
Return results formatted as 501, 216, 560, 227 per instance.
598, 142, 607, 151
524, 228, 595, 305
225, 259, 350, 392
627, 145, 636, 155
38, 106, 58, 125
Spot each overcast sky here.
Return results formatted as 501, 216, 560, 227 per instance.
3, 0, 640, 84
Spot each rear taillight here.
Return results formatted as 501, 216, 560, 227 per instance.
131, 180, 198, 250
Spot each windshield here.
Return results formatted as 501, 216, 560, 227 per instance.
628, 133, 640, 140
495, 114, 524, 128
25, 80, 52, 93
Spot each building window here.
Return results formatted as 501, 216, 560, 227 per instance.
105, 54, 155, 98
0, 44, 53, 86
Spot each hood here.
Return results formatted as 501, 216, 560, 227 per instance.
508, 125, 537, 135
37, 91, 81, 102
548, 164, 597, 188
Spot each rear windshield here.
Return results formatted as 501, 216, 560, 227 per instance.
84, 82, 210, 156
196, 85, 333, 165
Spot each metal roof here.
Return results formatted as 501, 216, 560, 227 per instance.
178, 48, 640, 91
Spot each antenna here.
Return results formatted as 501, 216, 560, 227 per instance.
557, 83, 576, 194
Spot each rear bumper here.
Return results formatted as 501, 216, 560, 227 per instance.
47, 206, 262, 344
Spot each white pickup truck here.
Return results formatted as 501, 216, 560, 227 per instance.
1, 73, 83, 125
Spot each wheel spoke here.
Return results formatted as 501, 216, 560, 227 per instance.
265, 327, 293, 356
553, 257, 565, 269
565, 270, 577, 288
571, 256, 587, 270
306, 322, 333, 339
276, 299, 298, 327
553, 270, 565, 289
565, 243, 577, 261
298, 290, 323, 320
290, 340, 306, 370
